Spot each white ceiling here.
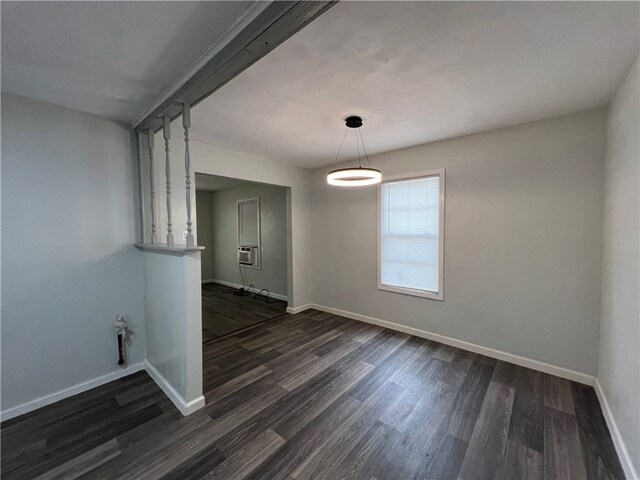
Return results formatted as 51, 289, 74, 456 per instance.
1, 1, 258, 123
192, 1, 640, 168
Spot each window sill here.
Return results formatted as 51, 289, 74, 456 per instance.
378, 283, 443, 301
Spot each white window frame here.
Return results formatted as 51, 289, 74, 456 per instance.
377, 168, 445, 301
237, 197, 261, 270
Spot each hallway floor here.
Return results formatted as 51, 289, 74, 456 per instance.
1, 310, 625, 479
201, 282, 287, 342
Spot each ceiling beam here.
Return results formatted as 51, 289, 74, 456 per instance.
134, 0, 336, 133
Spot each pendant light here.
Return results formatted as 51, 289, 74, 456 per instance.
327, 116, 381, 187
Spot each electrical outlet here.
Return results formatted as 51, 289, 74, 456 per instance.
182, 230, 188, 241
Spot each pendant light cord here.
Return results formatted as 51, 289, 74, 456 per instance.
358, 128, 371, 168
333, 127, 349, 165
330, 118, 373, 170
355, 128, 361, 168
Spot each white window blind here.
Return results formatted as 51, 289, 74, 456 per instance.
379, 171, 443, 299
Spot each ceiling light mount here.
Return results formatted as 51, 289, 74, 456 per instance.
327, 115, 381, 187
345, 115, 363, 129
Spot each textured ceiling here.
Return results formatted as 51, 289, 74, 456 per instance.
192, 1, 640, 168
1, 1, 258, 122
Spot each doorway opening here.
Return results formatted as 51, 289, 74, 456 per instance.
195, 173, 289, 342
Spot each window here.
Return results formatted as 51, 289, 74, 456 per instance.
237, 198, 260, 247
378, 169, 445, 300
237, 197, 261, 269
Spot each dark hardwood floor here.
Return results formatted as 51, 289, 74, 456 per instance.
1, 310, 625, 479
201, 282, 287, 342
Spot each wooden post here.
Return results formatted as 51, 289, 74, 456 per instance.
164, 117, 174, 246
183, 104, 195, 247
148, 129, 158, 244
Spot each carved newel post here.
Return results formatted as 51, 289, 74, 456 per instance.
148, 129, 158, 244
163, 116, 174, 246
183, 104, 195, 247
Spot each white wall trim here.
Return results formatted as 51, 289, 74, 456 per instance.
287, 303, 313, 314
144, 361, 204, 416
594, 379, 639, 480
203, 278, 288, 302
2, 361, 206, 422
144, 360, 204, 416
0, 363, 145, 422
184, 395, 207, 415
306, 304, 596, 386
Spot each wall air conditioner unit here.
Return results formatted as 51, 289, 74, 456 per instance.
238, 246, 259, 267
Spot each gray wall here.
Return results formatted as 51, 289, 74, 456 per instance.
311, 109, 606, 376
196, 190, 214, 281
142, 250, 203, 408
1, 94, 146, 412
598, 57, 639, 474
201, 183, 288, 297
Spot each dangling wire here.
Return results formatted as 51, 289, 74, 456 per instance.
358, 128, 371, 168
333, 127, 349, 165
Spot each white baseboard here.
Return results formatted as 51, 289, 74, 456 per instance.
0, 362, 145, 422
594, 379, 639, 480
305, 304, 595, 386
203, 278, 288, 302
287, 303, 313, 314
144, 361, 204, 416
184, 396, 206, 415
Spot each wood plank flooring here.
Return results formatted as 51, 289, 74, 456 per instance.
1, 310, 625, 479
201, 282, 287, 342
